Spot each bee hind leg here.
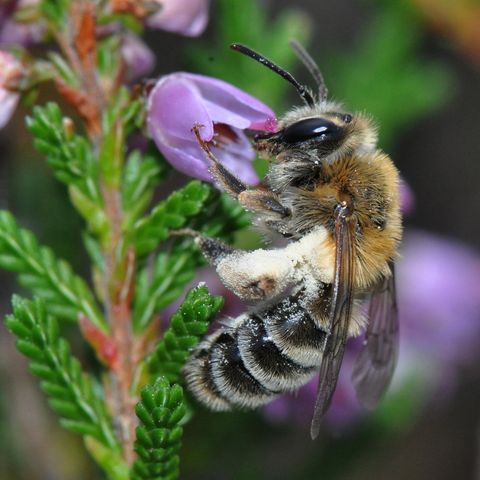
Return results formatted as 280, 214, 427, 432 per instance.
171, 228, 238, 267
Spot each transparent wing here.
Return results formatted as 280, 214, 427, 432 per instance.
351, 264, 399, 409
310, 205, 356, 439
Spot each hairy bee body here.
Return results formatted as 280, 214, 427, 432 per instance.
185, 143, 400, 411
183, 44, 402, 433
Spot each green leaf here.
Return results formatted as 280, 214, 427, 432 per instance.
133, 181, 210, 256
5, 297, 119, 450
40, 0, 70, 26
130, 378, 187, 480
122, 150, 167, 230
146, 285, 223, 383
85, 437, 129, 480
26, 102, 108, 238
132, 244, 198, 334
188, 188, 250, 241
99, 120, 124, 188
0, 210, 107, 330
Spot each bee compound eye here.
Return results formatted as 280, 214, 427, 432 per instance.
283, 117, 343, 144
343, 113, 353, 123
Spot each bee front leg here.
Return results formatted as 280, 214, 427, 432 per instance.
192, 124, 291, 219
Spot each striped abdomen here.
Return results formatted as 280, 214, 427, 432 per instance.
184, 292, 328, 410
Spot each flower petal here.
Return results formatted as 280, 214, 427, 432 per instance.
121, 34, 155, 81
212, 128, 259, 184
156, 141, 212, 181
147, 0, 210, 37
182, 73, 277, 131
0, 89, 18, 128
147, 75, 214, 144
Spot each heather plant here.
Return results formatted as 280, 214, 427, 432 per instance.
0, 0, 305, 478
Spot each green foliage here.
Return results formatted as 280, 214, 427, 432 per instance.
48, 52, 79, 87
133, 181, 210, 256
133, 244, 198, 334
97, 35, 122, 81
325, 3, 451, 147
146, 285, 223, 383
0, 210, 106, 330
39, 0, 70, 26
26, 102, 108, 237
133, 189, 247, 334
122, 150, 168, 230
190, 0, 311, 110
100, 89, 144, 189
189, 189, 250, 240
131, 378, 187, 480
5, 297, 118, 449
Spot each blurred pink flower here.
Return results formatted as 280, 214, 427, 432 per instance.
147, 72, 277, 183
147, 0, 210, 37
399, 177, 415, 215
121, 33, 156, 82
0, 50, 23, 128
0, 0, 43, 48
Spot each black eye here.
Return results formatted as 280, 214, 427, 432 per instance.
343, 113, 352, 123
283, 117, 344, 144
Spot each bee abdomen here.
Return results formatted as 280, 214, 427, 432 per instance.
263, 295, 327, 367
238, 314, 317, 391
184, 328, 274, 410
184, 293, 328, 411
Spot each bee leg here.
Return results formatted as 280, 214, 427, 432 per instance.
192, 124, 247, 196
195, 235, 237, 267
192, 124, 290, 217
171, 228, 237, 266
238, 190, 291, 218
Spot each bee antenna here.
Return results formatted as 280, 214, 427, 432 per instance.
289, 40, 328, 101
230, 43, 316, 107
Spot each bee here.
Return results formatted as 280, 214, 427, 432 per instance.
182, 41, 402, 439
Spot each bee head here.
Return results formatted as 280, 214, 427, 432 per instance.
230, 43, 378, 163
254, 104, 378, 161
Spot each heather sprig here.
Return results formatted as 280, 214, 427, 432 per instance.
0, 0, 297, 477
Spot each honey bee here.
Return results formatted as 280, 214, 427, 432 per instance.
182, 41, 402, 439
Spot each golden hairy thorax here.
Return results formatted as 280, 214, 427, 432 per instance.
287, 151, 402, 289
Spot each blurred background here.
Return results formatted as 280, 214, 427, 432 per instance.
1, 0, 480, 478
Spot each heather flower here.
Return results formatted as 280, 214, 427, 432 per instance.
147, 0, 210, 37
0, 50, 23, 129
265, 230, 480, 430
147, 72, 277, 183
121, 33, 156, 82
0, 0, 43, 48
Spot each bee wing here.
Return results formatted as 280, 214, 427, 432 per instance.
310, 205, 356, 439
351, 264, 399, 409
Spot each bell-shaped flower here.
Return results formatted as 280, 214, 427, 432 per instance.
0, 50, 23, 129
147, 72, 277, 184
147, 0, 210, 36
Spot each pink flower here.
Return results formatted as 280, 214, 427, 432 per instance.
147, 72, 277, 183
147, 0, 210, 37
121, 33, 156, 82
0, 50, 22, 129
0, 0, 43, 48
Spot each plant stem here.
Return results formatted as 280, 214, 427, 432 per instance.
103, 187, 137, 465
